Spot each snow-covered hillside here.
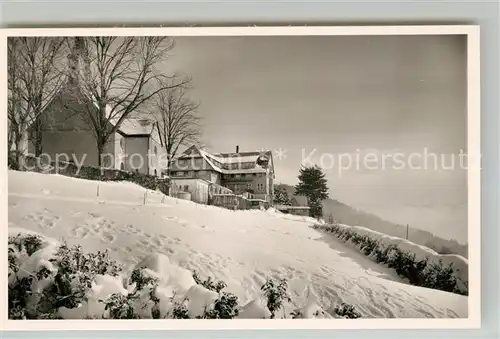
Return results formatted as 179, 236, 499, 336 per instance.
8, 171, 467, 318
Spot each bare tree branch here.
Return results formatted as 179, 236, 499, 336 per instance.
7, 37, 68, 165
147, 77, 202, 172
69, 36, 187, 166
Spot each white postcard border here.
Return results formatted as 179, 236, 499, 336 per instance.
0, 25, 481, 331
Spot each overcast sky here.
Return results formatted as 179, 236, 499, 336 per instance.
160, 35, 468, 243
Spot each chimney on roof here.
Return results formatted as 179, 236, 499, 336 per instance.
236, 145, 239, 154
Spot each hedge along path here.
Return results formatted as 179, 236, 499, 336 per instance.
13, 155, 171, 196
312, 224, 468, 296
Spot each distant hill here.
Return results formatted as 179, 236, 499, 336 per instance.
276, 184, 468, 258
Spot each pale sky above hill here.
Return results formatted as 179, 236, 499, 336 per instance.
159, 35, 468, 244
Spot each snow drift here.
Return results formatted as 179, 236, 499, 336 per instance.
8, 170, 468, 318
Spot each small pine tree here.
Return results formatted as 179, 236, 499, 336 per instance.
294, 165, 329, 218
273, 185, 292, 206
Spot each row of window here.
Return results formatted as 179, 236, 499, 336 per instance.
175, 183, 240, 195
171, 170, 215, 178
175, 185, 190, 192
175, 158, 257, 171
171, 171, 264, 179
226, 183, 266, 193
224, 173, 263, 179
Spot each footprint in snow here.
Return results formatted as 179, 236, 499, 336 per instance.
70, 226, 91, 239
268, 268, 281, 275
164, 248, 175, 255
101, 231, 116, 244
138, 238, 150, 246
25, 211, 60, 229
125, 224, 142, 235
152, 238, 163, 246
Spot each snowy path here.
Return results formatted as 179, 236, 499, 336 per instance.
7, 171, 467, 318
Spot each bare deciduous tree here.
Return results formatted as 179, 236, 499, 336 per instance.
149, 79, 202, 172
7, 37, 67, 167
70, 36, 187, 166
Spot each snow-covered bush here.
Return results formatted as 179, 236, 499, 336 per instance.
312, 224, 468, 296
261, 278, 292, 319
8, 230, 363, 319
334, 303, 362, 319
170, 295, 190, 318
8, 232, 124, 319
192, 271, 227, 293
189, 272, 239, 319
15, 155, 170, 196
199, 292, 240, 319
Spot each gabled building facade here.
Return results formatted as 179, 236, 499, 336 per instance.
169, 145, 275, 203
33, 81, 166, 177
30, 39, 166, 177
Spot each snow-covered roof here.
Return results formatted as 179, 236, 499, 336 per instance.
108, 115, 162, 146
176, 145, 274, 175
199, 149, 270, 174
109, 117, 154, 136
103, 99, 161, 143
207, 152, 265, 164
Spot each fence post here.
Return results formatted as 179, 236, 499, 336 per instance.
97, 184, 100, 197
406, 224, 409, 240
143, 191, 147, 205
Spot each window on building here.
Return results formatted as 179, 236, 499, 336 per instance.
154, 146, 158, 155
231, 174, 235, 178
177, 171, 184, 176
120, 163, 125, 171
195, 158, 203, 168
235, 174, 241, 178
183, 185, 189, 192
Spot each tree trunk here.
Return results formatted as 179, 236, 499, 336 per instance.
7, 127, 14, 154
97, 140, 104, 168
14, 132, 25, 171
166, 156, 172, 177
33, 115, 43, 157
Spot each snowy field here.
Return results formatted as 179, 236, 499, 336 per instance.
7, 171, 467, 318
